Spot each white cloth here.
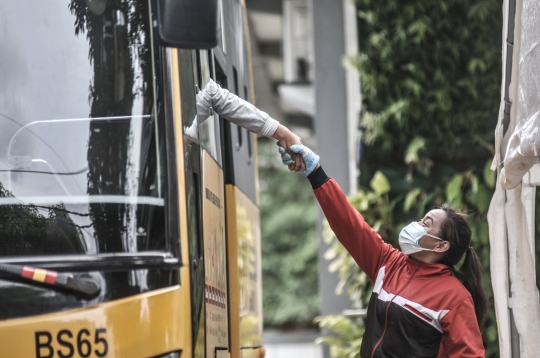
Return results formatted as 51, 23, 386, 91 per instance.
487, 182, 511, 358
499, 107, 540, 191
499, 0, 540, 190
489, 0, 540, 356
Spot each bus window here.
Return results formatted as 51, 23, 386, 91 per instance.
233, 66, 239, 96
0, 0, 167, 257
180, 50, 198, 130
209, 50, 216, 79
199, 51, 212, 86
236, 127, 244, 151
217, 0, 226, 54
244, 86, 253, 165
198, 50, 223, 165
232, 67, 243, 151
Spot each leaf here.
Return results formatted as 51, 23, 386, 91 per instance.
335, 279, 346, 295
322, 220, 336, 244
403, 78, 422, 97
403, 188, 422, 213
416, 190, 438, 219
469, 173, 479, 193
468, 58, 487, 73
404, 137, 426, 165
484, 159, 496, 189
407, 19, 430, 43
446, 174, 463, 207
466, 184, 491, 214
486, 325, 498, 342
349, 191, 370, 211
324, 246, 337, 260
468, 3, 491, 20
369, 171, 391, 194
328, 259, 342, 273
357, 10, 375, 25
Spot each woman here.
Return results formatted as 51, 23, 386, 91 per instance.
196, 79, 488, 357
279, 143, 488, 358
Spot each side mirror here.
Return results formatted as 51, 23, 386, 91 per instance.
156, 0, 218, 49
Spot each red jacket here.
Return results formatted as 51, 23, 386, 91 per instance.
309, 168, 485, 358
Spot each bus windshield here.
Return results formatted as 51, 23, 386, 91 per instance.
0, 0, 166, 257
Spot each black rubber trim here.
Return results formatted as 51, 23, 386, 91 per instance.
0, 253, 181, 272
308, 166, 330, 189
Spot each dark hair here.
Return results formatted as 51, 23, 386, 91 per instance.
438, 204, 489, 328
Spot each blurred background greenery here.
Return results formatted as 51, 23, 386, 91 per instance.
258, 139, 320, 329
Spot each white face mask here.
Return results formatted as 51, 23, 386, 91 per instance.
399, 221, 443, 255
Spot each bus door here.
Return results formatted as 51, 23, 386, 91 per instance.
198, 49, 230, 358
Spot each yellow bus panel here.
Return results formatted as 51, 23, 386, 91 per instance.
226, 184, 264, 358
0, 280, 191, 358
202, 150, 229, 357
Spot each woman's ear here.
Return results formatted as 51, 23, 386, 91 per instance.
434, 240, 450, 253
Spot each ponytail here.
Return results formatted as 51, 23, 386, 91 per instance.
439, 204, 489, 328
454, 246, 489, 327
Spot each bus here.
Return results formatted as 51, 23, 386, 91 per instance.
0, 1, 264, 357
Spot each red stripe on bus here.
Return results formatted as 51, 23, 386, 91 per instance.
44, 271, 57, 284
22, 267, 35, 279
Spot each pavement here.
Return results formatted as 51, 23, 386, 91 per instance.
263, 330, 323, 358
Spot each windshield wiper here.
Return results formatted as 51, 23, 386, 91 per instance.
0, 263, 100, 296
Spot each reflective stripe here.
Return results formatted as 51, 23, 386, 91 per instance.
373, 266, 386, 294
22, 267, 34, 279
32, 268, 48, 282
44, 271, 58, 284
378, 288, 449, 333
373, 266, 450, 333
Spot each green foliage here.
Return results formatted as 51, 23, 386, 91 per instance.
354, 0, 501, 158
258, 138, 320, 328
369, 171, 390, 195
314, 316, 364, 358
317, 0, 502, 356
446, 174, 464, 207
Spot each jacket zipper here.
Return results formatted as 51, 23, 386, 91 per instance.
370, 260, 419, 358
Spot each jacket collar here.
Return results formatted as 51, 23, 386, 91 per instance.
405, 256, 452, 277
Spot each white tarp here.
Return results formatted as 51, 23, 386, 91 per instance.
488, 0, 540, 356
499, 0, 540, 190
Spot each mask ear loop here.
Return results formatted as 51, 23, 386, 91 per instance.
419, 233, 444, 252
414, 221, 444, 241
425, 233, 443, 241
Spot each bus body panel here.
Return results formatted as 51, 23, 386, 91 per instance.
202, 150, 230, 357
226, 184, 264, 358
0, 283, 191, 358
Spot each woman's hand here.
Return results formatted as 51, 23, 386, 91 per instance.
272, 124, 304, 173
277, 143, 320, 177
